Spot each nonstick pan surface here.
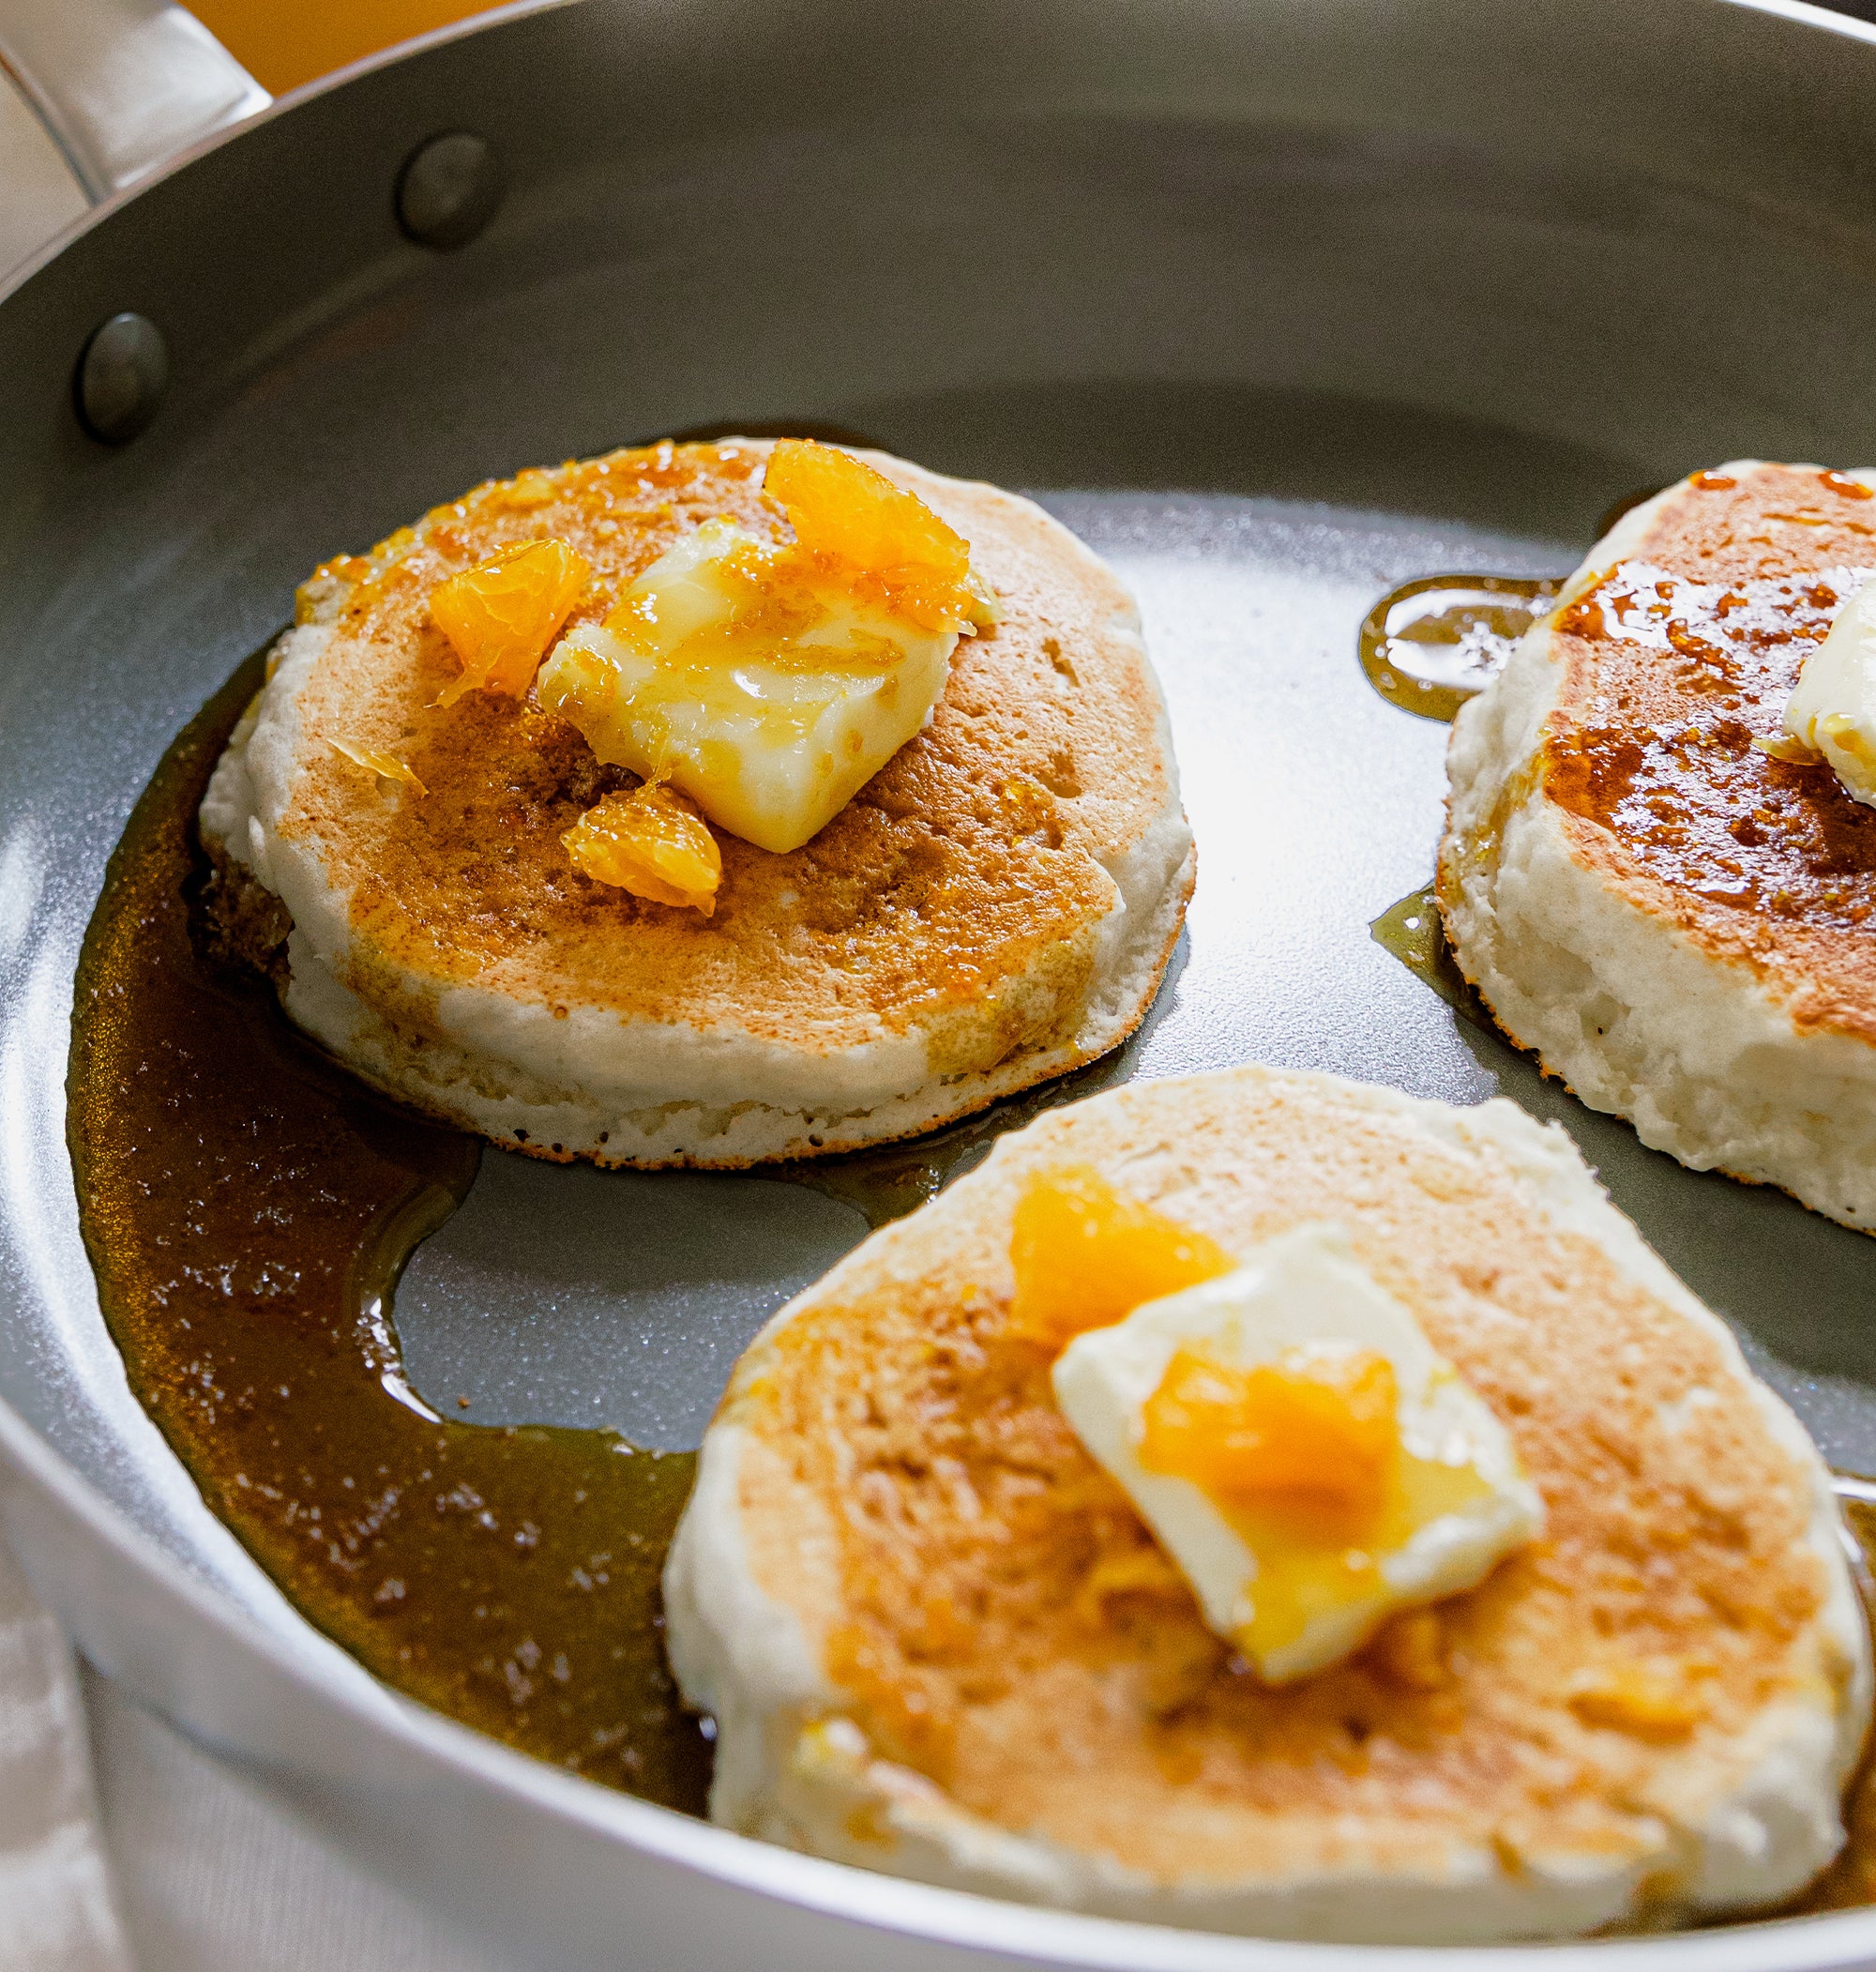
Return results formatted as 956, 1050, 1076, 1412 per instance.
9, 0, 1876, 1964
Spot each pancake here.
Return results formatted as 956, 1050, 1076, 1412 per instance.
663, 1066, 1869, 1942
198, 440, 1192, 1167
1440, 461, 1876, 1228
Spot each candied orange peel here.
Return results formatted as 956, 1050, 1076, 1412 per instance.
764, 439, 992, 634
431, 537, 591, 705
1007, 1165, 1235, 1351
563, 782, 721, 914
1141, 1345, 1399, 1539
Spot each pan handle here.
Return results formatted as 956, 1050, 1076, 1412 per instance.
0, 0, 267, 206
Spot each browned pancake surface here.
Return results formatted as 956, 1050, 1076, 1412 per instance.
726, 1073, 1829, 1889
276, 441, 1173, 1065
1540, 464, 1876, 1039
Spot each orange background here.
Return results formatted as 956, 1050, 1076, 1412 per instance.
186, 0, 493, 94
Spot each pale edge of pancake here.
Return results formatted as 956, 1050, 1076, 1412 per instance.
1439, 460, 1876, 1233
661, 1066, 1871, 1943
198, 478, 1194, 1169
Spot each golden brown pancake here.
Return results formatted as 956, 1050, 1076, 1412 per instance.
663, 1066, 1868, 1941
1440, 462, 1876, 1228
199, 440, 1192, 1166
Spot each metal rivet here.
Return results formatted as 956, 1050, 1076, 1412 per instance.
75, 311, 169, 445
396, 130, 505, 250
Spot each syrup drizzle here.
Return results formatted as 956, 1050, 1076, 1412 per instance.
1357, 574, 1561, 721
1356, 487, 1662, 722
773, 1047, 1128, 1228
1367, 882, 1483, 1024
1774, 1478, 1876, 1913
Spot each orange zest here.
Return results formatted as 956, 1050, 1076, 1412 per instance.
327, 736, 426, 796
562, 782, 721, 914
431, 537, 591, 705
1566, 1665, 1704, 1742
1007, 1165, 1234, 1351
764, 439, 984, 633
1140, 1346, 1399, 1540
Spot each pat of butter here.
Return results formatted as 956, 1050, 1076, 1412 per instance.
1052, 1223, 1543, 1683
537, 519, 958, 855
1778, 574, 1876, 807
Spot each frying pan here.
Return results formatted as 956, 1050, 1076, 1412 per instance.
8, 0, 1876, 1964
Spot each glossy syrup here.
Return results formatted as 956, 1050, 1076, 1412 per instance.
772, 1047, 1128, 1228
67, 652, 712, 1809
1367, 883, 1485, 1024
1357, 487, 1665, 722
1357, 573, 1562, 721
1801, 1483, 1876, 1912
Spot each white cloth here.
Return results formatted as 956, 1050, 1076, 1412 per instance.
0, 1540, 132, 1972
0, 1528, 516, 1971
83, 1668, 516, 1972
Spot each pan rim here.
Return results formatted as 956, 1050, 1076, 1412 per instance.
0, 0, 580, 309
8, 0, 1876, 311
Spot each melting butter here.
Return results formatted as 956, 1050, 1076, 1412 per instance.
1051, 1223, 1543, 1683
537, 519, 960, 855
1776, 572, 1876, 807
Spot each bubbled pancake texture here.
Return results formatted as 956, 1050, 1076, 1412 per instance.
695, 1068, 1856, 1931
1438, 463, 1876, 1227
204, 441, 1190, 1165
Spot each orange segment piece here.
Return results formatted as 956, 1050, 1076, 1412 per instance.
431, 537, 592, 705
1140, 1346, 1399, 1540
764, 439, 980, 633
563, 783, 721, 914
1007, 1165, 1235, 1351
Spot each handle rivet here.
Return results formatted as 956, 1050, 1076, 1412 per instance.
396, 130, 505, 250
75, 311, 169, 445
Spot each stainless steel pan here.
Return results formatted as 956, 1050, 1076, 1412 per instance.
9, 1, 1876, 1964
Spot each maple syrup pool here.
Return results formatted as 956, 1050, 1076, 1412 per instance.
67, 647, 717, 1807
